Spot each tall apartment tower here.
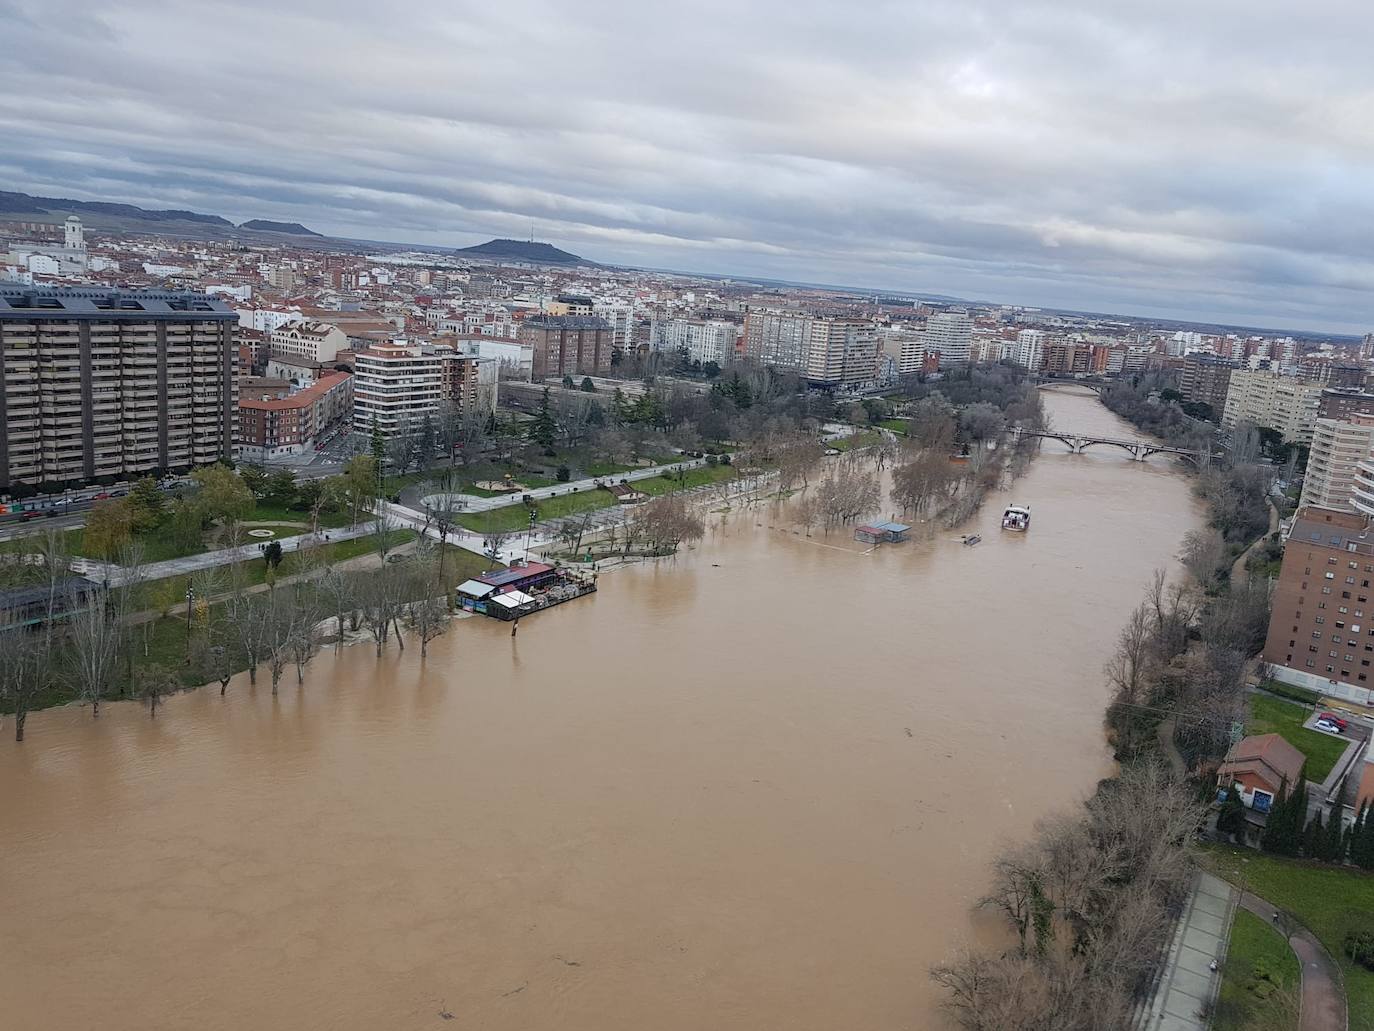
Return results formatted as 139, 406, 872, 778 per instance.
518, 315, 613, 379
64, 215, 85, 252
1012, 329, 1046, 370
924, 311, 973, 366
0, 286, 238, 493
1300, 416, 1374, 512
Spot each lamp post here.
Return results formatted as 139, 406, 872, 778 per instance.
525, 507, 537, 563
184, 583, 195, 659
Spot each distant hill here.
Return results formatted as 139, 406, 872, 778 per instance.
0, 190, 233, 226
239, 219, 321, 236
455, 238, 586, 265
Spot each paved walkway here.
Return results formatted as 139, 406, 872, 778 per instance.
72, 522, 378, 586
436, 457, 709, 513
1138, 871, 1236, 1031
1235, 890, 1347, 1031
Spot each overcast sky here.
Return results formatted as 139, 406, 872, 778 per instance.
2, 0, 1371, 333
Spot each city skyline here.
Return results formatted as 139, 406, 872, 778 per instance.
3, 1, 1373, 333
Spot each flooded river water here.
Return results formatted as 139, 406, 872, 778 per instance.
0, 388, 1203, 1030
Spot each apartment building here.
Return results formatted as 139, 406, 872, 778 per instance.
1261, 506, 1374, 706
655, 317, 739, 366
1300, 416, 1374, 512
352, 341, 442, 436
0, 286, 237, 492
433, 343, 499, 419
743, 311, 812, 369
879, 327, 926, 376
1222, 370, 1323, 443
924, 311, 972, 366
1178, 355, 1238, 415
1011, 329, 1046, 370
1318, 388, 1374, 422
519, 315, 613, 378
803, 318, 879, 388
268, 320, 348, 363
238, 370, 353, 461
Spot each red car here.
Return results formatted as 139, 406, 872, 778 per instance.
1318, 712, 1349, 732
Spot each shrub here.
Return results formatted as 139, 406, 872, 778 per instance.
1346, 925, 1374, 971
556, 465, 571, 482
706, 453, 719, 467
1261, 679, 1321, 706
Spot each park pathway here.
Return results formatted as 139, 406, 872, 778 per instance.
1137, 871, 1235, 1031
1235, 890, 1347, 1031
1231, 500, 1280, 583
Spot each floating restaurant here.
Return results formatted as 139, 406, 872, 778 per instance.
853, 521, 911, 545
455, 560, 597, 620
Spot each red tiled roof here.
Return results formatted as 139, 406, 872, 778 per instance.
238, 370, 350, 412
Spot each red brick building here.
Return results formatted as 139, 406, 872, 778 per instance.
238, 370, 353, 461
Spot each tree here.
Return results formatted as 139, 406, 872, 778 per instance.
562, 374, 575, 389
530, 387, 557, 448
191, 464, 254, 525
891, 450, 956, 515
83, 498, 134, 560
369, 414, 387, 481
343, 455, 379, 527
405, 590, 449, 658
239, 464, 269, 499
166, 498, 204, 554
67, 588, 121, 717
427, 492, 461, 586
137, 663, 180, 717
1180, 528, 1227, 593
418, 412, 437, 472
629, 495, 705, 554
0, 621, 49, 742
814, 464, 881, 526
1216, 785, 1246, 841
908, 394, 957, 449
959, 402, 1006, 447
127, 476, 166, 531
262, 540, 284, 570
581, 376, 596, 392
263, 469, 299, 509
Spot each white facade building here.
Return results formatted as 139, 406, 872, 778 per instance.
1302, 416, 1374, 512
352, 342, 443, 436
924, 311, 973, 366
1012, 329, 1046, 370
268, 320, 349, 363
1222, 370, 1324, 443
656, 318, 738, 366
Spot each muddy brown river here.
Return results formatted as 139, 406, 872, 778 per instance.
0, 388, 1203, 1030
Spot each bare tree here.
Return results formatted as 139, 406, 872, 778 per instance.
405, 591, 449, 658
427, 492, 461, 585
814, 464, 881, 527
1180, 528, 1227, 592
67, 587, 121, 717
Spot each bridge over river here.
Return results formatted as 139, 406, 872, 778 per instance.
1012, 426, 1221, 464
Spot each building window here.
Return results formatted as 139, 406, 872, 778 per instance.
1326, 572, 1336, 579
1307, 659, 1316, 667
1316, 616, 1326, 624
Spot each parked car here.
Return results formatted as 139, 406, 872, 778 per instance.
20, 511, 42, 521
1318, 712, 1349, 732
1314, 719, 1344, 735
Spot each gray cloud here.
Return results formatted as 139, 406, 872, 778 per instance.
2, 0, 1373, 331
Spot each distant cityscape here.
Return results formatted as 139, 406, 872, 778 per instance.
2, 205, 1371, 498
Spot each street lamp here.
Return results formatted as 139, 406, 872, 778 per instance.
184, 583, 195, 659
525, 506, 537, 563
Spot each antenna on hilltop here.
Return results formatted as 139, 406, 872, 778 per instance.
529, 220, 534, 243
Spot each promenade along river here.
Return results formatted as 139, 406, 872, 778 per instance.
0, 388, 1203, 1031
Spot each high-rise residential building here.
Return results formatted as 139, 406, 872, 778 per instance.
1222, 370, 1324, 443
743, 311, 812, 369
519, 315, 613, 379
1011, 329, 1046, 370
0, 286, 237, 492
432, 342, 499, 419
878, 327, 926, 377
655, 318, 739, 366
1300, 416, 1374, 512
1319, 388, 1374, 422
742, 312, 877, 386
1178, 355, 1239, 415
352, 341, 442, 436
1261, 506, 1374, 705
923, 311, 972, 366
802, 318, 879, 388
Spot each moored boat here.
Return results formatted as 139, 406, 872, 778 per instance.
1002, 505, 1031, 532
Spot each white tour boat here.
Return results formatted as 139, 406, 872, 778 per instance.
1001, 504, 1031, 532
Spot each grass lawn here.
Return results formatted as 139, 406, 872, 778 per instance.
635, 465, 737, 495
457, 489, 616, 534
1214, 907, 1299, 1031
1247, 694, 1349, 782
828, 429, 882, 452
583, 462, 637, 477
248, 502, 352, 528
1204, 845, 1374, 1031
877, 418, 909, 434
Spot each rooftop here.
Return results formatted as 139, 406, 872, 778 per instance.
0, 285, 237, 321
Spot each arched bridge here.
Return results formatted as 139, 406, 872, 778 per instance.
1013, 427, 1220, 464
